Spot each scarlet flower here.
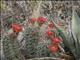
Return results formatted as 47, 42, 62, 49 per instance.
51, 37, 61, 44
30, 18, 36, 23
12, 23, 22, 33
46, 30, 54, 36
48, 45, 58, 53
48, 22, 55, 28
37, 16, 47, 23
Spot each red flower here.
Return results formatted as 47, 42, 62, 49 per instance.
48, 45, 58, 53
51, 37, 61, 44
46, 30, 54, 36
37, 16, 47, 23
48, 22, 55, 28
12, 23, 22, 33
30, 18, 36, 23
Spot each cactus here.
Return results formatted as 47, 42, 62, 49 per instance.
1, 1, 80, 60
23, 26, 39, 59
3, 36, 24, 60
